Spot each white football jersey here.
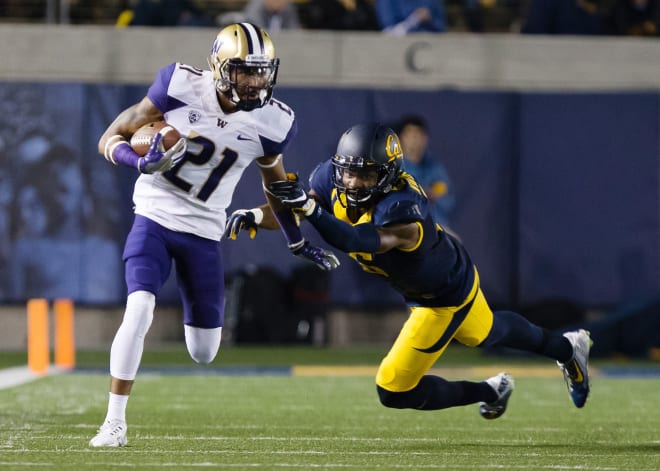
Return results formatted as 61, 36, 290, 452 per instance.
132, 62, 296, 241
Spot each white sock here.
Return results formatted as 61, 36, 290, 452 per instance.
105, 392, 129, 423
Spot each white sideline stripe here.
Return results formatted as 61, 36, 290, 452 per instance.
0, 464, 627, 470
0, 458, 628, 470
0, 366, 62, 390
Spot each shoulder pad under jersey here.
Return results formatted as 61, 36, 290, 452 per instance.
309, 160, 334, 210
253, 99, 296, 138
380, 199, 424, 227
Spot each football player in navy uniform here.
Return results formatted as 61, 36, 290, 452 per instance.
89, 23, 339, 448
227, 123, 592, 418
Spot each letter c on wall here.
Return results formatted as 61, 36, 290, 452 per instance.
405, 42, 432, 74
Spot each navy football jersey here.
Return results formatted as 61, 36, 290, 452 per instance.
309, 160, 475, 307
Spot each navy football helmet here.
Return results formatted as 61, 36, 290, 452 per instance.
208, 23, 279, 111
332, 123, 403, 208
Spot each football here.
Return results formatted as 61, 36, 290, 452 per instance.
130, 121, 182, 156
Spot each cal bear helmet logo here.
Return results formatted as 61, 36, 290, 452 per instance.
385, 134, 403, 161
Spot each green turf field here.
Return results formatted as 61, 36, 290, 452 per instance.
1, 345, 659, 470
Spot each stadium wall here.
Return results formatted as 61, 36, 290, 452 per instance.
1, 26, 659, 348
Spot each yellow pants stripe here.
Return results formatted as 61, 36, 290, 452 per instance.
376, 269, 494, 392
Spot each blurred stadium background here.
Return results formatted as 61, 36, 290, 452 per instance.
1, 0, 660, 361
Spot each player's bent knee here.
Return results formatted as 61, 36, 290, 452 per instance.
377, 385, 414, 409
376, 361, 420, 394
184, 325, 222, 364
189, 347, 216, 364
121, 290, 156, 337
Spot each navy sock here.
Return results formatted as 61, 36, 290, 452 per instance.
538, 330, 574, 363
377, 376, 495, 411
482, 310, 573, 362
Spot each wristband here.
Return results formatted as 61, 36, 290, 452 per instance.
111, 142, 140, 169
301, 199, 317, 217
256, 155, 282, 169
250, 207, 264, 225
104, 135, 127, 164
273, 209, 304, 248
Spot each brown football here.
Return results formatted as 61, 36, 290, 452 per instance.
130, 121, 182, 156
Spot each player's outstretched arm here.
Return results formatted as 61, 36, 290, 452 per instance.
224, 155, 293, 241
268, 179, 421, 254
226, 160, 340, 271
223, 202, 339, 271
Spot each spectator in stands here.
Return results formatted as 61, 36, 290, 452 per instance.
129, 0, 214, 27
9, 133, 122, 302
68, 0, 124, 24
375, 0, 447, 34
0, 0, 45, 22
397, 114, 455, 229
0, 153, 11, 299
604, 0, 660, 36
299, 0, 380, 31
521, 0, 606, 35
463, 0, 486, 32
218, 0, 301, 32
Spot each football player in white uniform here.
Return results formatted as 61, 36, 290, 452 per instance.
89, 23, 339, 448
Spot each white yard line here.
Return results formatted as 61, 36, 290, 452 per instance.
0, 366, 60, 390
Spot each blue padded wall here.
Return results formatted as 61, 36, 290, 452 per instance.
1, 83, 658, 309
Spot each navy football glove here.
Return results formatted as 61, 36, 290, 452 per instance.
267, 180, 317, 216
289, 240, 340, 271
138, 132, 186, 174
224, 209, 262, 240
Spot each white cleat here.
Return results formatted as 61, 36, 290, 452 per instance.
479, 372, 514, 420
89, 419, 128, 447
557, 329, 593, 408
